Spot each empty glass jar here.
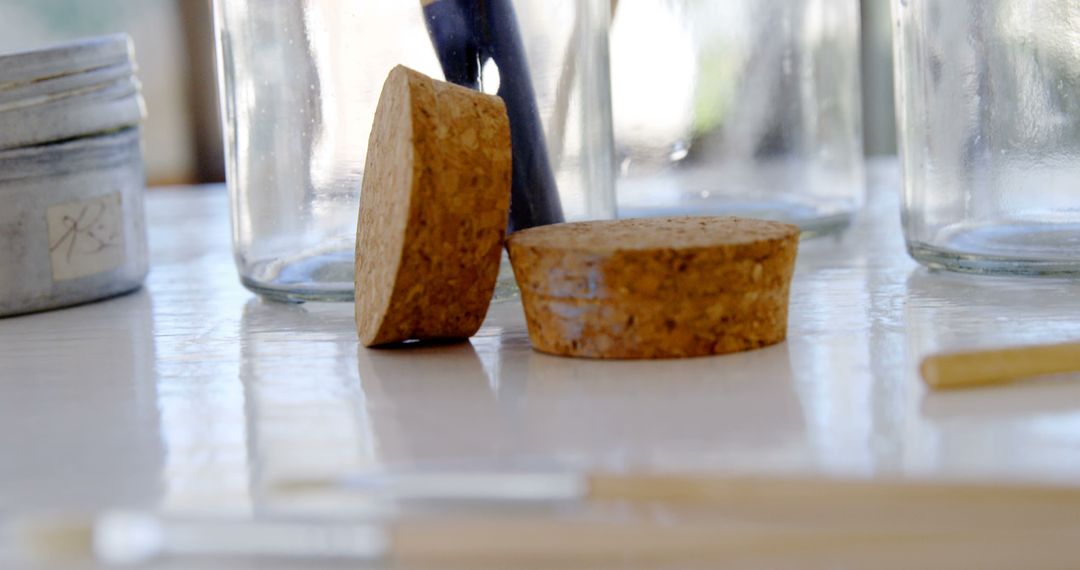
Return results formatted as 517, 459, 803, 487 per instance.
610, 0, 864, 237
894, 0, 1080, 275
214, 0, 616, 302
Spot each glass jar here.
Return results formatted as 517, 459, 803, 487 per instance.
213, 0, 616, 302
894, 0, 1080, 275
610, 0, 864, 237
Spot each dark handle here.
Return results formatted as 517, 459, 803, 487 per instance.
422, 0, 565, 233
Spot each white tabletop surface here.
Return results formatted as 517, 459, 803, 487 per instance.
3, 159, 1080, 567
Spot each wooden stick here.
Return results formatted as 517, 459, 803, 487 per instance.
392, 519, 1080, 568
586, 473, 1080, 532
921, 341, 1080, 390
16, 511, 1080, 568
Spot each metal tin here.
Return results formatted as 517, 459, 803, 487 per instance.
0, 35, 148, 318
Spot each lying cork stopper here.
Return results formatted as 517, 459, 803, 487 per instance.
507, 217, 800, 359
355, 65, 512, 347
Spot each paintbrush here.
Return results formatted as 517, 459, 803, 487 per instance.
420, 0, 565, 233
273, 470, 1080, 532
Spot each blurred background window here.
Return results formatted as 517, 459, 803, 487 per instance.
0, 0, 895, 186
0, 0, 221, 186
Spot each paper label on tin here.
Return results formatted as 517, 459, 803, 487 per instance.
47, 192, 125, 282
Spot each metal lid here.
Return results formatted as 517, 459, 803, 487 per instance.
0, 34, 143, 151
0, 127, 141, 185
0, 34, 132, 86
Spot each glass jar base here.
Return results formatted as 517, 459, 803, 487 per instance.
909, 223, 1080, 276
492, 278, 521, 303
242, 249, 524, 304
242, 277, 355, 304
241, 249, 355, 303
492, 252, 521, 303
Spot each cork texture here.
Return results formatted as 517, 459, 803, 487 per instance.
507, 217, 800, 359
355, 65, 512, 347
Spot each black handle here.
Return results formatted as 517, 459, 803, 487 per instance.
422, 0, 565, 233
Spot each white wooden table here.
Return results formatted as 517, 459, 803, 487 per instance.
3, 159, 1080, 567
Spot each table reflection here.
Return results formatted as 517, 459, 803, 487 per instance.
905, 269, 1080, 353
358, 340, 505, 466
239, 298, 375, 508
357, 301, 805, 474
904, 268, 1080, 481
0, 289, 162, 511
516, 343, 805, 472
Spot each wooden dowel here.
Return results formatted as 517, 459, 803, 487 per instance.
921, 341, 1080, 390
393, 518, 1080, 568
586, 473, 1080, 531
277, 471, 1080, 533
17, 511, 1080, 568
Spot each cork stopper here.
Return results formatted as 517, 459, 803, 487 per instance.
355, 65, 512, 347
507, 217, 800, 359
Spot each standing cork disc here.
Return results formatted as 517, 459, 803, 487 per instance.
507, 217, 801, 359
355, 65, 512, 347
